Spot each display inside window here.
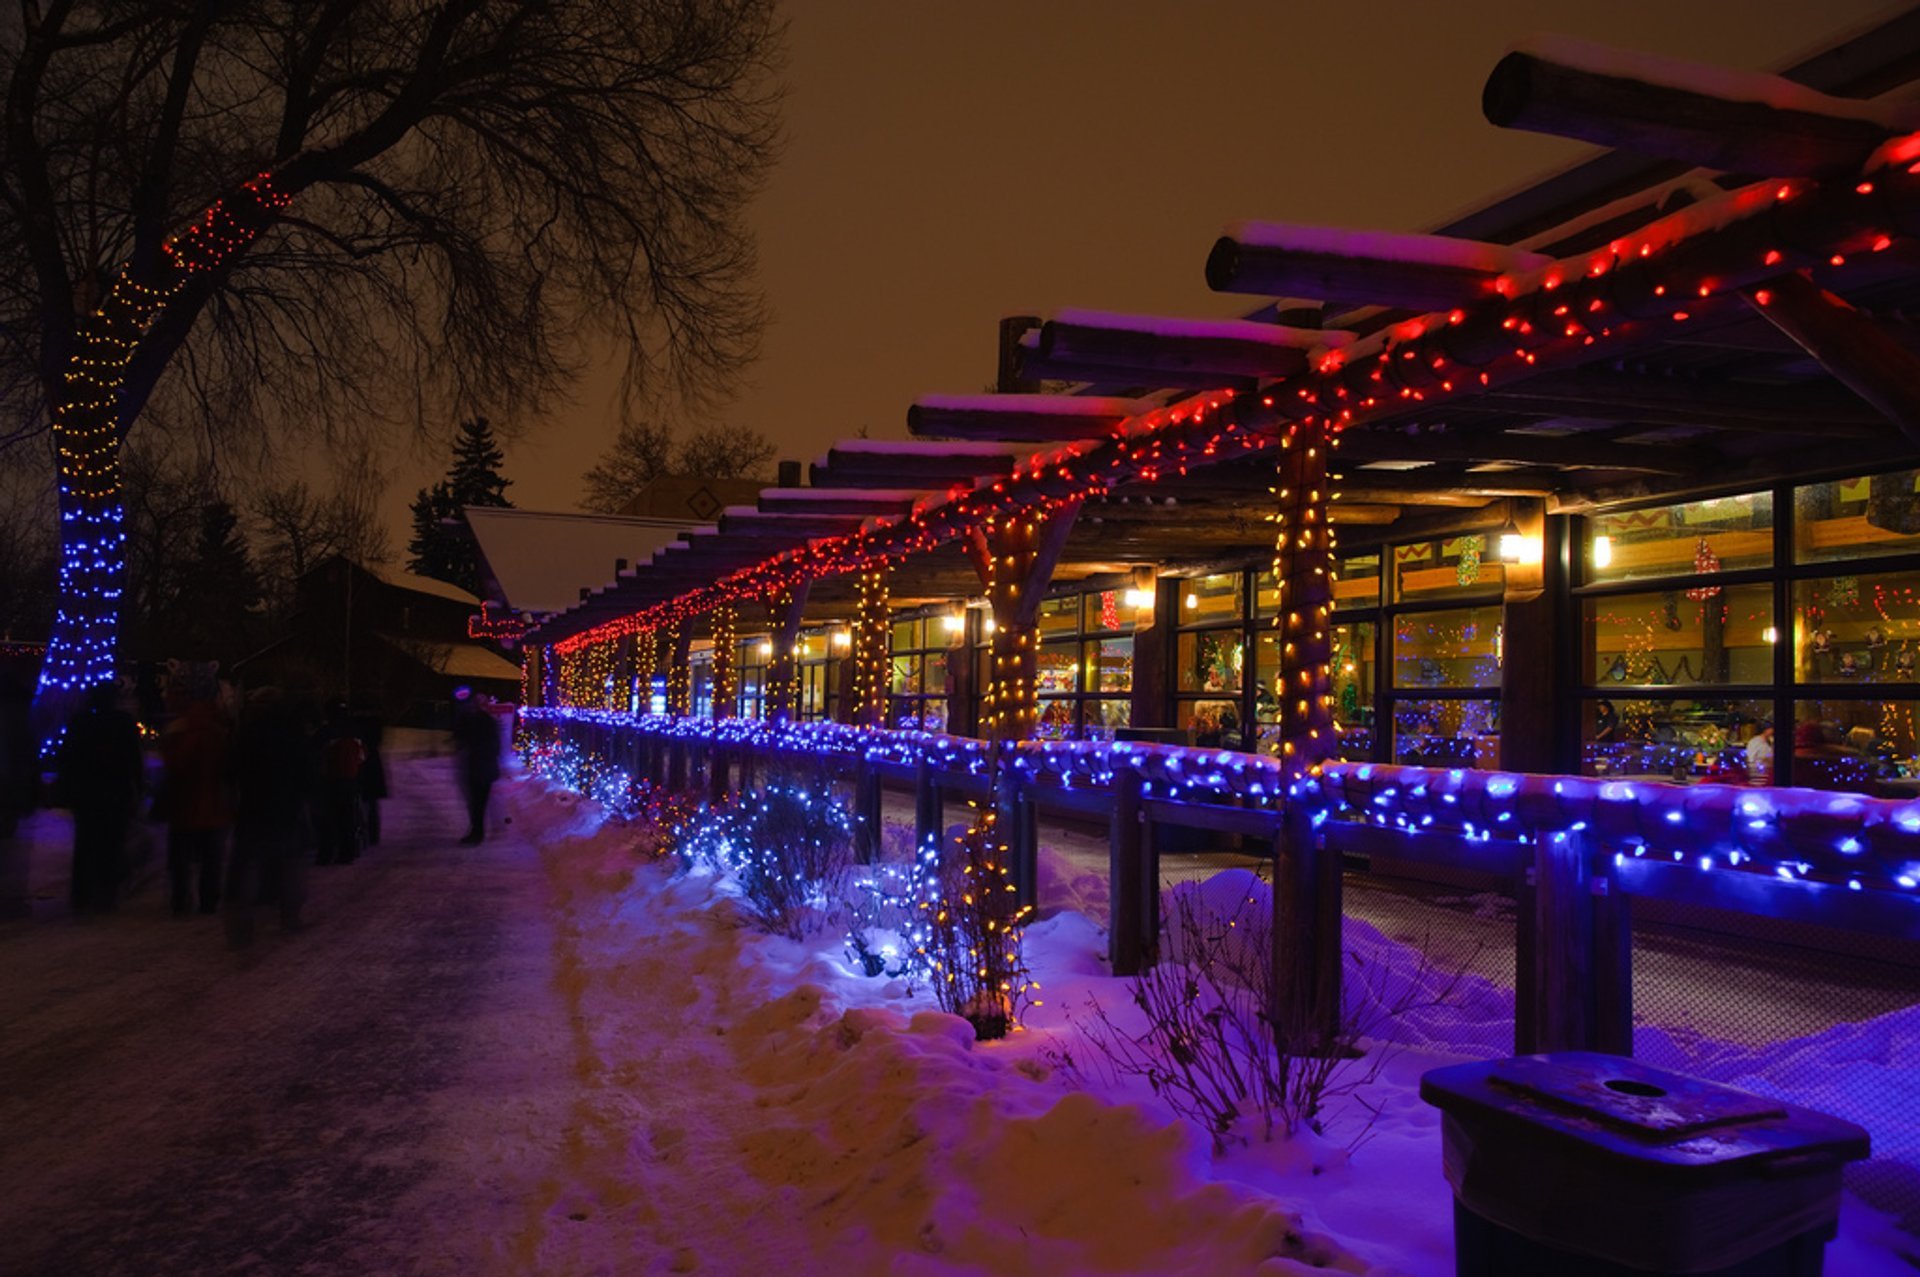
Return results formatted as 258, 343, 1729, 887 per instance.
1087, 698, 1130, 741
1335, 551, 1382, 609
896, 698, 947, 733
1393, 535, 1506, 602
1583, 585, 1772, 686
1085, 637, 1133, 694
890, 654, 923, 697
1794, 570, 1920, 683
1393, 607, 1501, 689
1177, 630, 1243, 695
1082, 589, 1139, 633
1036, 697, 1076, 740
1037, 641, 1078, 696
1790, 699, 1920, 795
1392, 699, 1498, 769
1587, 491, 1772, 584
1794, 469, 1920, 564
1581, 696, 1771, 784
1178, 697, 1244, 749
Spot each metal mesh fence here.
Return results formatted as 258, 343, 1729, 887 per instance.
1631, 902, 1920, 1236
1341, 872, 1518, 1060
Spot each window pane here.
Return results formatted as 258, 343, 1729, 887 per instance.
1083, 589, 1138, 633
1392, 699, 1499, 769
1588, 491, 1772, 584
1086, 636, 1133, 693
1393, 535, 1506, 602
890, 655, 922, 696
1087, 698, 1131, 741
1036, 697, 1077, 740
1334, 551, 1383, 610
1582, 586, 1773, 687
1582, 696, 1772, 784
1177, 629, 1244, 695
1038, 595, 1079, 638
919, 698, 948, 734
891, 618, 922, 650
1038, 641, 1079, 696
1178, 573, 1243, 625
1393, 607, 1502, 689
1791, 699, 1920, 794
924, 653, 949, 695
1795, 469, 1920, 564
1794, 570, 1920, 683
1178, 698, 1244, 749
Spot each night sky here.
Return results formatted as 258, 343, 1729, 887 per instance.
379, 0, 1902, 545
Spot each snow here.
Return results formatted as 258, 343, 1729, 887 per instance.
3, 753, 1913, 1274
1222, 222, 1550, 276
1053, 308, 1346, 349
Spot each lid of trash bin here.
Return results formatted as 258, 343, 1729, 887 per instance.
1421, 1051, 1870, 1172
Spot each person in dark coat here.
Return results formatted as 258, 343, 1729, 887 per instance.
451, 687, 500, 845
159, 694, 232, 915
225, 687, 311, 945
353, 710, 388, 847
314, 701, 365, 865
55, 682, 144, 914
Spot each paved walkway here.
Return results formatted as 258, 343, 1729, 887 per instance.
0, 755, 568, 1277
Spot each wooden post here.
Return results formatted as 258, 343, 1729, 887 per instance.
913, 757, 941, 856
1107, 763, 1156, 974
853, 761, 882, 863
1593, 855, 1635, 1056
1128, 575, 1171, 729
970, 501, 1082, 908
1527, 827, 1596, 1053
1269, 419, 1342, 1054
764, 580, 813, 724
1498, 505, 1567, 772
850, 564, 891, 728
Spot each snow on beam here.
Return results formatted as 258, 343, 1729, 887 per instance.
1206, 222, 1551, 310
810, 441, 1016, 490
1483, 34, 1918, 177
907, 392, 1150, 443
1036, 309, 1339, 381
717, 509, 869, 539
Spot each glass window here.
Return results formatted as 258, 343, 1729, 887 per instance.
1794, 469, 1920, 564
1334, 551, 1382, 610
1037, 641, 1078, 696
1177, 630, 1243, 695
1582, 696, 1772, 784
890, 654, 922, 697
1085, 636, 1133, 694
1392, 699, 1499, 770
1583, 585, 1773, 687
1087, 698, 1131, 741
1038, 595, 1079, 638
1588, 491, 1772, 584
1036, 697, 1077, 740
1393, 535, 1506, 602
1178, 573, 1243, 626
1177, 697, 1244, 749
1790, 699, 1920, 794
1393, 606, 1502, 689
1082, 589, 1138, 633
891, 618, 923, 650
1794, 570, 1920, 684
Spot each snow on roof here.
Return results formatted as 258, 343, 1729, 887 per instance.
1053, 308, 1346, 349
1513, 33, 1920, 127
1223, 221, 1551, 275
376, 634, 521, 683
462, 507, 700, 615
366, 563, 480, 606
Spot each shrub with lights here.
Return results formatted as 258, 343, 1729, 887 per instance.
845, 822, 925, 980
917, 808, 1035, 1041
675, 777, 854, 941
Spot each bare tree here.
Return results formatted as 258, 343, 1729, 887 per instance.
580, 418, 775, 513
252, 443, 392, 616
0, 1, 783, 712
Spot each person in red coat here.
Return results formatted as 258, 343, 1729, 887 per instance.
160, 696, 233, 915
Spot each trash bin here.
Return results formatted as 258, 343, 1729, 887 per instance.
1420, 1051, 1869, 1276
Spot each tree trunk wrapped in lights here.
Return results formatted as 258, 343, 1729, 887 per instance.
850, 564, 892, 728
1269, 419, 1342, 1056
666, 620, 693, 718
710, 604, 738, 719
39, 178, 290, 711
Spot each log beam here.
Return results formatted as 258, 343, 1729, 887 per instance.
1336, 426, 1716, 473
908, 393, 1146, 443
758, 487, 918, 518
812, 442, 1015, 489
1483, 35, 1905, 176
1037, 310, 1326, 381
1207, 222, 1548, 310
1741, 271, 1920, 447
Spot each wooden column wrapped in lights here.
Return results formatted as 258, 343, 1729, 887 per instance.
1269, 419, 1343, 1054
708, 604, 739, 802
969, 500, 1082, 906
641, 629, 666, 785
666, 618, 694, 790
763, 581, 813, 724
849, 564, 892, 728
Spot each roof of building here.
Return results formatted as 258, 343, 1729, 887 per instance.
376, 634, 522, 683
365, 562, 480, 607
461, 507, 700, 616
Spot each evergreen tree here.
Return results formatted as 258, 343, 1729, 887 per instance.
173, 500, 261, 662
408, 418, 514, 594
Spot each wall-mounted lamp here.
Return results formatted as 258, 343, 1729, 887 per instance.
1591, 534, 1613, 569
1496, 517, 1543, 566
831, 628, 852, 650
941, 610, 966, 635
758, 639, 774, 658
1123, 586, 1155, 609
1763, 625, 1779, 644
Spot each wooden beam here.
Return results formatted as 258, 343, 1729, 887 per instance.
1037, 311, 1322, 380
1336, 426, 1716, 473
1206, 222, 1547, 310
757, 487, 918, 517
717, 510, 868, 539
1741, 272, 1920, 446
907, 393, 1145, 443
812, 442, 1014, 489
1482, 35, 1904, 176
1479, 369, 1884, 437
1014, 346, 1253, 393
1327, 466, 1562, 497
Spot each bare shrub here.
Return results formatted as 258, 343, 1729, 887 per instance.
918, 809, 1034, 1041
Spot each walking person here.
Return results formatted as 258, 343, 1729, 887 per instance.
0, 669, 37, 919
314, 702, 365, 866
450, 687, 500, 845
54, 682, 144, 915
159, 691, 232, 915
354, 709, 388, 847
225, 687, 311, 947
